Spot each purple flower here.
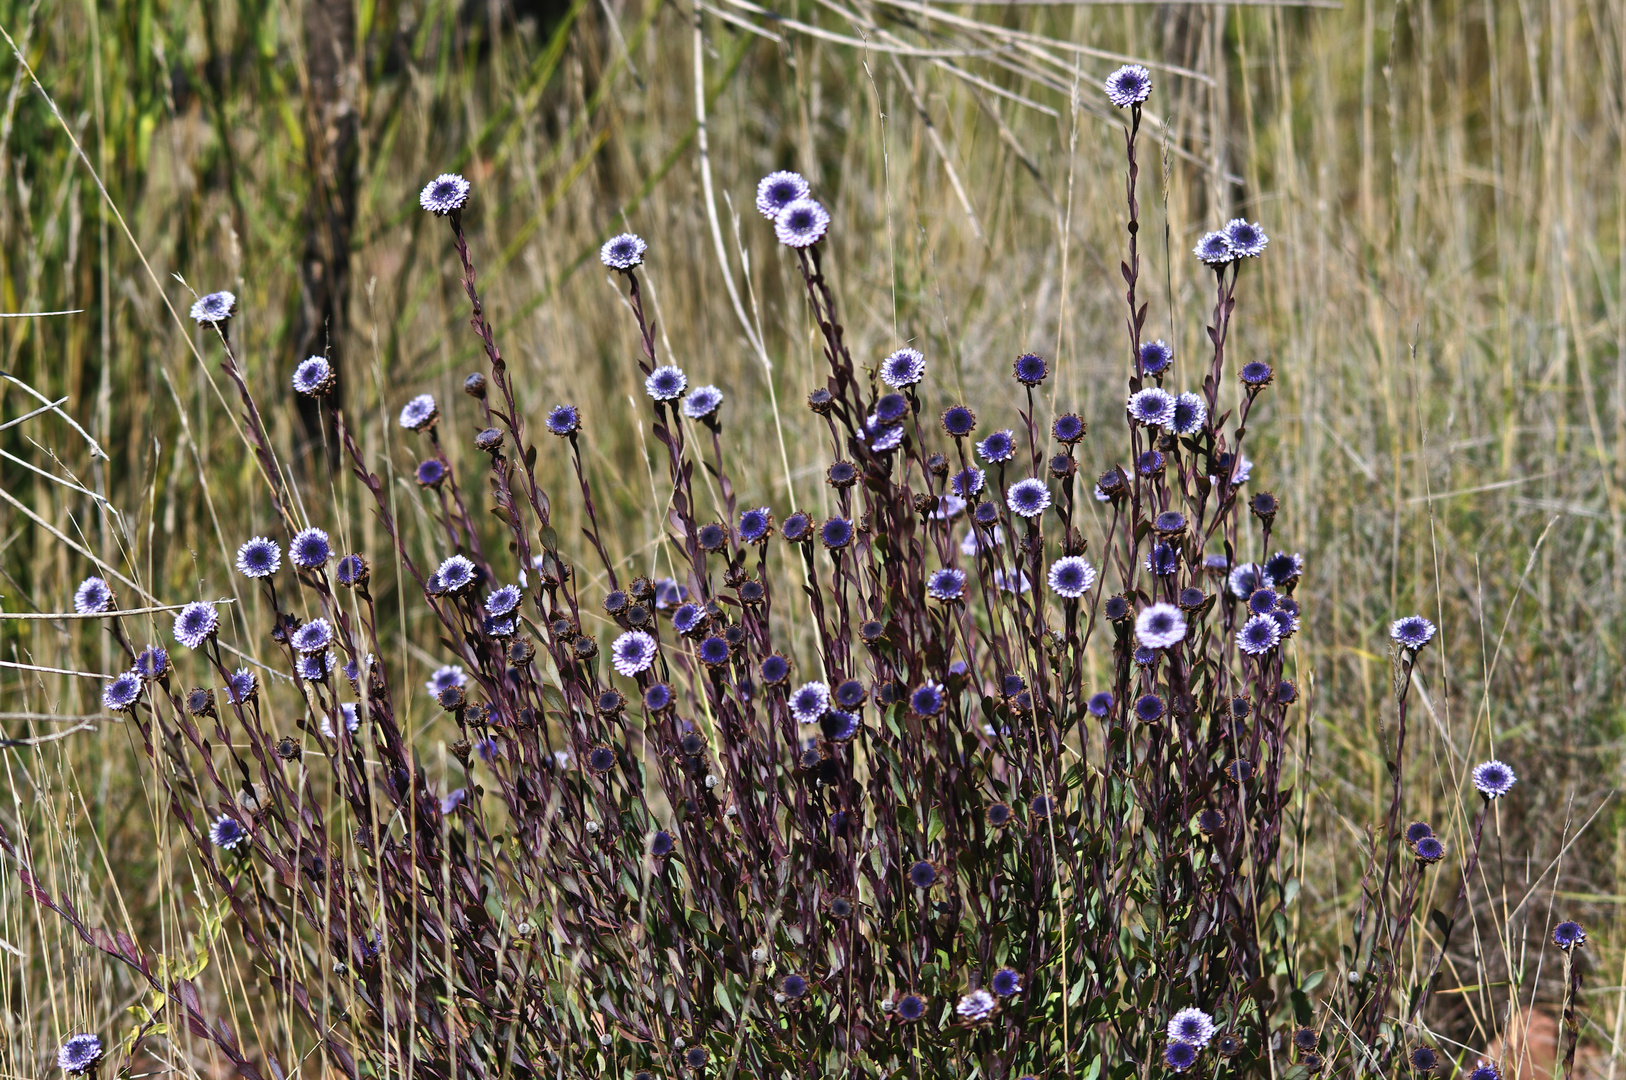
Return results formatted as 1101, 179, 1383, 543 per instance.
1262, 550, 1304, 587
290, 618, 334, 654
235, 537, 281, 578
1239, 361, 1274, 387
226, 668, 258, 704
439, 788, 467, 814
994, 568, 1032, 594
73, 576, 113, 614
290, 527, 332, 569
1237, 614, 1282, 655
1553, 921, 1586, 950
173, 602, 218, 650
296, 651, 334, 682
928, 568, 966, 601
941, 405, 977, 438
1224, 217, 1268, 258
738, 507, 773, 544
426, 665, 467, 695
1104, 64, 1152, 107
880, 347, 926, 388
990, 968, 1022, 996
1229, 563, 1262, 599
976, 429, 1016, 464
1471, 759, 1516, 799
821, 517, 854, 550
1087, 692, 1113, 717
416, 459, 447, 487
102, 670, 142, 712
435, 555, 476, 594
897, 993, 928, 1020
1140, 339, 1174, 374
956, 989, 997, 1022
1006, 479, 1051, 518
210, 814, 248, 851
950, 468, 985, 499
774, 198, 830, 247
1127, 387, 1177, 427
682, 385, 724, 420
486, 585, 522, 617
1052, 413, 1086, 444
189, 291, 236, 325
419, 173, 470, 215
1194, 231, 1235, 266
599, 232, 647, 270
1168, 1007, 1216, 1048
292, 355, 335, 397
1013, 353, 1048, 386
756, 171, 810, 219
790, 681, 831, 723
546, 404, 580, 436
1390, 615, 1436, 650
398, 393, 438, 431
644, 365, 687, 402
1164, 1043, 1197, 1073
910, 682, 946, 717
1047, 557, 1096, 599
135, 646, 168, 680
611, 631, 657, 676
56, 1034, 104, 1075
1171, 392, 1207, 436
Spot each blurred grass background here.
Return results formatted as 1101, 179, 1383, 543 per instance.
0, 0, 1623, 1074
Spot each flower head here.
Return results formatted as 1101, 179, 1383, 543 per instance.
290, 618, 334, 654
1167, 1007, 1216, 1048
1224, 218, 1269, 258
1088, 691, 1114, 717
1164, 1044, 1198, 1073
956, 989, 997, 1023
56, 1034, 104, 1075
210, 814, 248, 851
756, 171, 810, 219
821, 517, 854, 550
682, 385, 724, 420
292, 356, 335, 397
1171, 392, 1207, 436
644, 365, 687, 402
189, 291, 236, 325
419, 173, 470, 215
1470, 1062, 1503, 1080
896, 993, 928, 1021
759, 654, 791, 685
1238, 614, 1282, 655
102, 670, 143, 713
1194, 231, 1235, 266
484, 585, 522, 618
1239, 361, 1274, 388
1013, 352, 1048, 386
426, 665, 467, 695
226, 668, 258, 704
415, 459, 447, 488
1409, 1047, 1440, 1073
1229, 563, 1262, 599
290, 527, 332, 570
1047, 557, 1096, 599
949, 470, 985, 501
790, 681, 831, 723
977, 429, 1017, 464
910, 682, 945, 717
774, 198, 830, 247
546, 404, 580, 436
1553, 921, 1586, 950
1105, 64, 1152, 107
928, 568, 967, 601
1135, 603, 1187, 648
880, 347, 926, 388
435, 555, 477, 594
1140, 339, 1174, 374
908, 860, 937, 888
173, 602, 219, 650
611, 631, 658, 676
135, 646, 169, 681
1413, 837, 1446, 863
296, 650, 334, 682
1471, 759, 1516, 799
942, 405, 977, 438
398, 394, 439, 431
1052, 413, 1086, 444
990, 968, 1022, 996
1006, 479, 1051, 518
599, 232, 647, 270
1145, 542, 1179, 576
73, 576, 113, 614
1263, 550, 1304, 587
1127, 387, 1177, 427
235, 537, 281, 578
1390, 615, 1436, 650
1405, 821, 1434, 844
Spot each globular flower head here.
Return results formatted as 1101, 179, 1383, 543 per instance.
644, 365, 688, 402
1247, 587, 1279, 615
1168, 1007, 1216, 1049
587, 744, 617, 772
1135, 603, 1187, 648
1224, 218, 1269, 258
1164, 1043, 1198, 1073
820, 710, 860, 741
1239, 361, 1274, 389
1171, 392, 1207, 436
135, 645, 169, 681
599, 232, 647, 270
1006, 478, 1051, 518
210, 814, 248, 851
941, 405, 977, 438
986, 801, 1014, 828
189, 291, 236, 325
1145, 542, 1179, 576
226, 668, 258, 705
928, 568, 967, 601
956, 989, 997, 1023
790, 681, 831, 723
653, 578, 687, 609
102, 670, 143, 713
546, 404, 580, 437
1134, 693, 1166, 722
398, 394, 439, 431
1409, 1047, 1440, 1074
874, 393, 909, 424
1229, 563, 1262, 599
821, 517, 854, 550
910, 682, 946, 717
759, 654, 791, 686
1137, 450, 1165, 476
1013, 353, 1048, 386
416, 459, 447, 487
56, 1034, 104, 1075
1470, 1062, 1503, 1080
235, 537, 281, 578
419, 173, 470, 215
1263, 550, 1304, 588
682, 385, 724, 420
1127, 387, 1177, 427
774, 198, 830, 247
1472, 759, 1516, 799
435, 555, 477, 594
697, 636, 731, 667
990, 967, 1022, 996
296, 650, 334, 682
1105, 64, 1152, 107
976, 430, 1016, 464
292, 356, 336, 397
173, 602, 219, 650
779, 973, 808, 999
1237, 614, 1282, 655
1553, 920, 1586, 950
896, 993, 928, 1021
486, 585, 522, 617
951, 467, 985, 498
426, 665, 467, 695
643, 683, 674, 712
290, 618, 334, 654
439, 788, 466, 815
738, 507, 773, 544
1405, 821, 1435, 844
1390, 615, 1436, 650
1140, 339, 1174, 375
756, 171, 810, 219
611, 631, 658, 677
1413, 836, 1446, 863
74, 576, 114, 614
1052, 413, 1086, 444
1087, 691, 1114, 717
290, 527, 332, 569
1047, 557, 1096, 599
880, 347, 926, 388
1194, 231, 1235, 266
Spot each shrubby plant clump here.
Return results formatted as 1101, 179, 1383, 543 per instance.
11, 69, 1579, 1080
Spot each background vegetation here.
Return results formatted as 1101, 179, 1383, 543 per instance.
0, 0, 1622, 1075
